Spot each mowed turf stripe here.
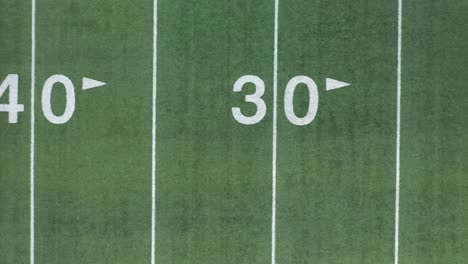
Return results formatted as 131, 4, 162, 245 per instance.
34, 1, 153, 263
0, 1, 31, 263
156, 1, 274, 263
399, 1, 468, 263
276, 0, 398, 263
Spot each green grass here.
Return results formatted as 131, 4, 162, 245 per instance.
399, 1, 468, 263
0, 1, 467, 263
0, 2, 31, 264
276, 1, 397, 263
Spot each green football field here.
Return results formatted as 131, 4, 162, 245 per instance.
1, 0, 467, 263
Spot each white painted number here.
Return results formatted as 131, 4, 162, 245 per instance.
284, 76, 319, 126
232, 75, 266, 125
232, 75, 320, 126
0, 74, 24, 123
41, 74, 76, 124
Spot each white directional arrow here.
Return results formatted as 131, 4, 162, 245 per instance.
82, 77, 106, 90
326, 78, 350, 91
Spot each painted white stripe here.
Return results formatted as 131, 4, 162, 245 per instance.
151, 0, 158, 263
30, 0, 36, 263
394, 0, 402, 263
272, 0, 279, 264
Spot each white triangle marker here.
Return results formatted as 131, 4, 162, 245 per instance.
326, 78, 350, 91
82, 77, 106, 90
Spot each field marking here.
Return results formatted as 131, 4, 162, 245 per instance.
272, 0, 279, 263
151, 0, 158, 263
394, 0, 402, 263
231, 75, 267, 125
30, 0, 36, 263
284, 76, 319, 126
325, 78, 351, 91
82, 77, 106, 90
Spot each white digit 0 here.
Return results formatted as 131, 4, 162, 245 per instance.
41, 74, 76, 124
284, 76, 319, 126
232, 75, 267, 125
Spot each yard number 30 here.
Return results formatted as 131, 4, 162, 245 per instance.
232, 75, 319, 126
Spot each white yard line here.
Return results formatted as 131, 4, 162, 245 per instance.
151, 0, 158, 263
272, 0, 279, 264
30, 0, 36, 263
394, 0, 402, 263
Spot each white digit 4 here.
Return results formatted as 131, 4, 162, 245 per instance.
41, 74, 76, 124
232, 75, 267, 125
284, 76, 319, 126
0, 74, 24, 123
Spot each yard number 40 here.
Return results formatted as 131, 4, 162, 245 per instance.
0, 74, 76, 124
232, 75, 319, 126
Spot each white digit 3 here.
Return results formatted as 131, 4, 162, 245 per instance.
232, 75, 267, 125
